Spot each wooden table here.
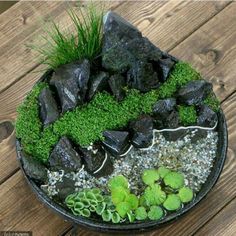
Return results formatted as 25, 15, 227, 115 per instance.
0, 1, 236, 235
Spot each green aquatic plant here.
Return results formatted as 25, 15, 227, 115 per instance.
178, 105, 197, 126
178, 187, 194, 203
108, 175, 129, 192
31, 4, 103, 69
163, 171, 184, 189
16, 62, 200, 163
157, 166, 171, 179
135, 207, 148, 220
163, 194, 181, 211
143, 184, 166, 206
142, 169, 160, 186
204, 93, 220, 112
147, 206, 164, 220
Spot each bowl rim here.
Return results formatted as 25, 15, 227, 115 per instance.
15, 65, 228, 234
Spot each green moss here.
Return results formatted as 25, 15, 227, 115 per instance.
16, 62, 201, 162
204, 93, 220, 112
159, 62, 201, 99
178, 105, 197, 126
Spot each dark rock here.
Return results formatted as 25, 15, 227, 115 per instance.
87, 71, 109, 100
129, 116, 153, 148
103, 11, 142, 52
197, 105, 218, 127
127, 60, 159, 92
153, 98, 176, 119
55, 176, 75, 201
177, 80, 213, 105
102, 130, 130, 156
108, 74, 126, 101
38, 87, 60, 126
157, 58, 175, 82
50, 60, 90, 113
163, 129, 187, 142
49, 137, 82, 172
102, 45, 134, 73
125, 37, 162, 62
80, 144, 113, 178
165, 110, 180, 128
21, 152, 47, 183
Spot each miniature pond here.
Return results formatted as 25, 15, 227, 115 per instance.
15, 9, 226, 231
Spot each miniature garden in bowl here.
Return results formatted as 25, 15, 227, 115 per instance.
15, 6, 228, 234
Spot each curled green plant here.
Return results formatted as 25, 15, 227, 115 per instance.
178, 105, 197, 126
65, 188, 104, 217
31, 3, 103, 69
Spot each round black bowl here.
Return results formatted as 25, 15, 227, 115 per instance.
16, 69, 228, 234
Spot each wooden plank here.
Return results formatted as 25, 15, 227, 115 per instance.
0, 0, 229, 94
171, 3, 236, 102
195, 197, 236, 236
0, 171, 71, 235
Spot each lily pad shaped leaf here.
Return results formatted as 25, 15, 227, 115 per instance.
135, 207, 147, 220
163, 194, 181, 211
108, 175, 129, 191
111, 186, 129, 205
157, 166, 171, 178
148, 206, 164, 220
163, 171, 184, 189
142, 169, 160, 185
116, 201, 132, 218
125, 194, 139, 210
178, 187, 194, 203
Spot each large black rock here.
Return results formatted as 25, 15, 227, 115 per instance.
79, 144, 114, 178
153, 98, 176, 119
163, 129, 187, 142
108, 74, 126, 101
87, 71, 109, 100
129, 115, 153, 148
177, 80, 212, 105
165, 110, 180, 128
125, 37, 162, 62
21, 152, 47, 183
103, 11, 142, 52
50, 60, 90, 113
102, 130, 130, 156
38, 87, 59, 126
102, 45, 134, 73
197, 105, 218, 127
127, 60, 159, 92
157, 57, 175, 82
49, 137, 82, 172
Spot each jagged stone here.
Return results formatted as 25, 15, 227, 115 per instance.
38, 87, 59, 126
108, 74, 126, 101
127, 60, 159, 92
157, 57, 175, 82
21, 152, 47, 183
102, 130, 130, 156
49, 137, 82, 172
79, 144, 113, 178
129, 116, 153, 148
87, 71, 109, 100
197, 105, 218, 127
177, 80, 213, 105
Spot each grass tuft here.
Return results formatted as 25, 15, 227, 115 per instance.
30, 3, 103, 69
178, 105, 197, 126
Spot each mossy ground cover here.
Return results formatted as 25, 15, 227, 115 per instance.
16, 62, 219, 163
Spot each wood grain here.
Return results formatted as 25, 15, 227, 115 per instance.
0, 171, 71, 236
171, 3, 236, 102
195, 197, 236, 236
0, 0, 229, 94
